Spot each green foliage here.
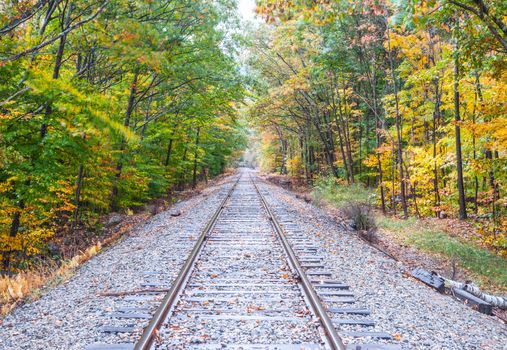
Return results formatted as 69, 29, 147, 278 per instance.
313, 176, 372, 207
0, 0, 248, 272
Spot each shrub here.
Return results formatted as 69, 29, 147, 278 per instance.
343, 202, 376, 232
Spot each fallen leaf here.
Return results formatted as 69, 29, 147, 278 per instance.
153, 329, 162, 344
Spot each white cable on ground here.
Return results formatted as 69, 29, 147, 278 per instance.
443, 278, 507, 309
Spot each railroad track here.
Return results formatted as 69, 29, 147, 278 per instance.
86, 170, 400, 350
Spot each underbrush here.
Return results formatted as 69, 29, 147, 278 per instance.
313, 176, 371, 207
312, 176, 507, 289
342, 202, 376, 232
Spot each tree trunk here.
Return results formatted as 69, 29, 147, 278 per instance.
2, 200, 24, 271
376, 120, 386, 214
41, 2, 74, 138
332, 112, 350, 184
338, 90, 355, 183
369, 59, 386, 213
4, 3, 75, 270
178, 144, 188, 191
164, 139, 173, 167
453, 19, 467, 220
111, 71, 139, 211
387, 24, 408, 218
192, 127, 200, 189
140, 95, 152, 140
72, 163, 84, 225
391, 141, 397, 214
308, 143, 315, 186
432, 79, 442, 217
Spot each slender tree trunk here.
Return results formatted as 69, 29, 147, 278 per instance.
308, 143, 315, 185
111, 71, 139, 211
72, 163, 84, 225
299, 136, 308, 182
323, 110, 338, 177
369, 60, 386, 213
387, 24, 408, 218
281, 139, 288, 175
332, 112, 350, 183
192, 127, 200, 189
358, 113, 363, 177
432, 80, 442, 217
178, 144, 188, 191
165, 139, 173, 167
376, 121, 386, 214
474, 73, 498, 218
453, 19, 467, 220
140, 95, 152, 140
312, 115, 338, 178
391, 141, 397, 214
4, 3, 74, 270
41, 2, 74, 138
73, 49, 86, 228
412, 182, 421, 218
308, 143, 314, 185
472, 76, 480, 214
2, 199, 25, 271
337, 95, 354, 182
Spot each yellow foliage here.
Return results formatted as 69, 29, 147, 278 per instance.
287, 155, 303, 176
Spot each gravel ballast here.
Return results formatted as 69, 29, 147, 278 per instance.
0, 177, 236, 350
256, 177, 507, 350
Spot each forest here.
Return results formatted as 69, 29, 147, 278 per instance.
0, 0, 506, 279
0, 0, 247, 272
248, 0, 506, 258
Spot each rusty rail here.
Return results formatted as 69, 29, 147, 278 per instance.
133, 177, 240, 350
250, 174, 347, 350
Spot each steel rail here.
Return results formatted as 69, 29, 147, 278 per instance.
249, 174, 347, 350
134, 176, 240, 350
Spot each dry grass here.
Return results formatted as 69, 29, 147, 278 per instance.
0, 242, 101, 316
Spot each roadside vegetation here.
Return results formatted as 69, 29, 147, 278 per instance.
0, 242, 101, 315
249, 1, 506, 287
314, 176, 507, 289
0, 0, 248, 276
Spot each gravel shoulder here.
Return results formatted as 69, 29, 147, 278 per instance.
257, 177, 507, 350
0, 176, 236, 350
